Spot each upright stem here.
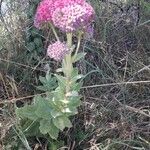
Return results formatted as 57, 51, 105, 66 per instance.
49, 23, 59, 41
66, 32, 73, 47
74, 32, 82, 59
65, 32, 73, 93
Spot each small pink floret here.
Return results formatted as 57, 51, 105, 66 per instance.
47, 41, 69, 61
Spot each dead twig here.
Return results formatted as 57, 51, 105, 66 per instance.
124, 105, 150, 118
0, 92, 46, 104
82, 80, 150, 89
0, 58, 45, 72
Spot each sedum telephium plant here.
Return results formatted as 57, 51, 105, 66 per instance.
16, 0, 95, 140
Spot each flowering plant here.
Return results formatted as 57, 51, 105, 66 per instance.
16, 0, 94, 140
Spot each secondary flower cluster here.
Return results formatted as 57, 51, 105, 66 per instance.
34, 0, 54, 28
47, 41, 69, 61
34, 0, 94, 32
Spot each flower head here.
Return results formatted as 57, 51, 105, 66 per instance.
47, 41, 69, 61
52, 2, 95, 32
54, 0, 85, 7
34, 0, 53, 28
34, 0, 86, 28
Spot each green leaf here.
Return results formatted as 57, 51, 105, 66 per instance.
72, 52, 86, 63
46, 98, 59, 110
55, 74, 66, 87
52, 116, 72, 131
48, 130, 59, 140
71, 68, 79, 77
39, 76, 46, 84
45, 72, 52, 81
36, 86, 48, 91
61, 107, 78, 116
46, 92, 63, 110
16, 105, 38, 120
39, 119, 51, 134
50, 109, 63, 118
66, 91, 78, 97
34, 96, 52, 119
39, 73, 57, 91
58, 99, 70, 104
53, 86, 65, 100
31, 28, 40, 37
71, 74, 84, 83
71, 82, 83, 91
22, 120, 42, 137
34, 38, 43, 47
60, 96, 81, 116
48, 140, 64, 150
39, 118, 59, 139
39, 119, 59, 139
68, 96, 81, 107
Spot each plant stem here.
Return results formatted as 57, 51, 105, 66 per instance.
65, 33, 73, 93
49, 23, 59, 41
73, 32, 82, 59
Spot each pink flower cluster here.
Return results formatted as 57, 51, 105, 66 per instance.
34, 0, 54, 28
52, 3, 94, 32
47, 41, 69, 61
34, 0, 85, 28
34, 0, 94, 32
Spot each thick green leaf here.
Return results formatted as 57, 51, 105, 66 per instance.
36, 86, 48, 91
66, 91, 78, 97
52, 116, 72, 131
39, 119, 59, 139
55, 74, 66, 87
61, 107, 78, 116
68, 96, 81, 107
39, 76, 46, 84
39, 119, 51, 134
71, 82, 83, 91
38, 73, 57, 92
47, 98, 59, 110
72, 52, 86, 63
58, 99, 70, 104
48, 140, 64, 150
34, 96, 52, 119
16, 105, 38, 120
71, 74, 84, 83
50, 109, 63, 118
48, 128, 59, 140
45, 72, 52, 81
71, 68, 79, 78
53, 87, 65, 100
22, 120, 42, 137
